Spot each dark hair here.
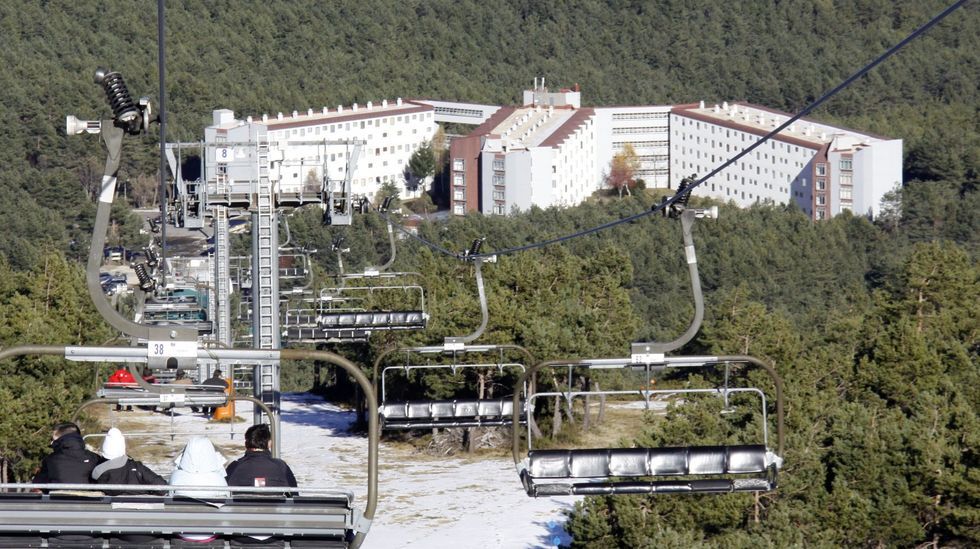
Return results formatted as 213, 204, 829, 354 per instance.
52, 422, 81, 439
245, 424, 271, 450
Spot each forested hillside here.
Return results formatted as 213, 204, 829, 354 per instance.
0, 0, 977, 546
0, 0, 976, 267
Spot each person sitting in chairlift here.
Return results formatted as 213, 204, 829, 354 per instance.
92, 428, 168, 547
226, 424, 297, 489
32, 422, 103, 485
91, 428, 167, 495
107, 367, 136, 412
202, 368, 230, 416
169, 437, 229, 547
171, 370, 200, 413
226, 424, 297, 546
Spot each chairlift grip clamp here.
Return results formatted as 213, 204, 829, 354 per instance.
351, 509, 373, 534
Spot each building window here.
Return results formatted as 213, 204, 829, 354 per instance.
840, 187, 852, 201
816, 163, 826, 176
493, 175, 505, 186
816, 178, 825, 191
453, 204, 465, 215
492, 190, 505, 200
816, 195, 826, 206
453, 173, 464, 186
840, 158, 853, 171
493, 159, 505, 171
453, 158, 464, 171
493, 205, 506, 215
816, 209, 825, 220
453, 190, 464, 201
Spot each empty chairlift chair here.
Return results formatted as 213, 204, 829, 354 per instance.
513, 355, 784, 497
376, 352, 528, 430
283, 214, 429, 343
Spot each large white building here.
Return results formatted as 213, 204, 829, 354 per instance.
449, 85, 599, 215
669, 101, 903, 220
204, 99, 437, 203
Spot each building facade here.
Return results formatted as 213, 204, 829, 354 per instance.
449, 85, 599, 216
594, 105, 672, 188
669, 102, 902, 220
204, 99, 437, 203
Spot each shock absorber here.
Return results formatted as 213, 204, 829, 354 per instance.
144, 245, 159, 270
134, 263, 156, 292
94, 68, 142, 134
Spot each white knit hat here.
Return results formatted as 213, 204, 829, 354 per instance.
101, 427, 126, 460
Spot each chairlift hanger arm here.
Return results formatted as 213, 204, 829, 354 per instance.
72, 70, 196, 346
364, 206, 397, 273
444, 255, 494, 348
631, 207, 709, 356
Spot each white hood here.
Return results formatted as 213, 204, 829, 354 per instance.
101, 428, 126, 460
174, 437, 226, 474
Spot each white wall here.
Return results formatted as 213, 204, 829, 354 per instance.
595, 106, 671, 188
205, 106, 437, 203
669, 113, 816, 208
855, 139, 903, 218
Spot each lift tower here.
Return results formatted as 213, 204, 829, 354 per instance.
169, 111, 363, 440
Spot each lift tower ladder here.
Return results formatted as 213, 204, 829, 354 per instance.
252, 135, 281, 426
213, 205, 232, 346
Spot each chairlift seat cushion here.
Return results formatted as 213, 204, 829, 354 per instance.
380, 399, 525, 429
527, 445, 771, 479
317, 311, 425, 329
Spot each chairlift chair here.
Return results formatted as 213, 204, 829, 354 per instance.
288, 216, 429, 342
372, 249, 532, 430
375, 347, 530, 430
508, 194, 784, 496
514, 355, 784, 497
0, 345, 379, 549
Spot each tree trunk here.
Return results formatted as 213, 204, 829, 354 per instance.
551, 395, 563, 438
596, 381, 606, 425
528, 375, 543, 439
583, 378, 591, 432
467, 373, 488, 453
529, 412, 543, 439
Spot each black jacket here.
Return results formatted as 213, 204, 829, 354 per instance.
32, 433, 103, 484
202, 376, 229, 390
226, 450, 297, 488
92, 456, 167, 495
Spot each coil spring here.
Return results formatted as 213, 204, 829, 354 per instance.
98, 71, 138, 122
134, 263, 156, 292
675, 177, 693, 208
144, 246, 159, 269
